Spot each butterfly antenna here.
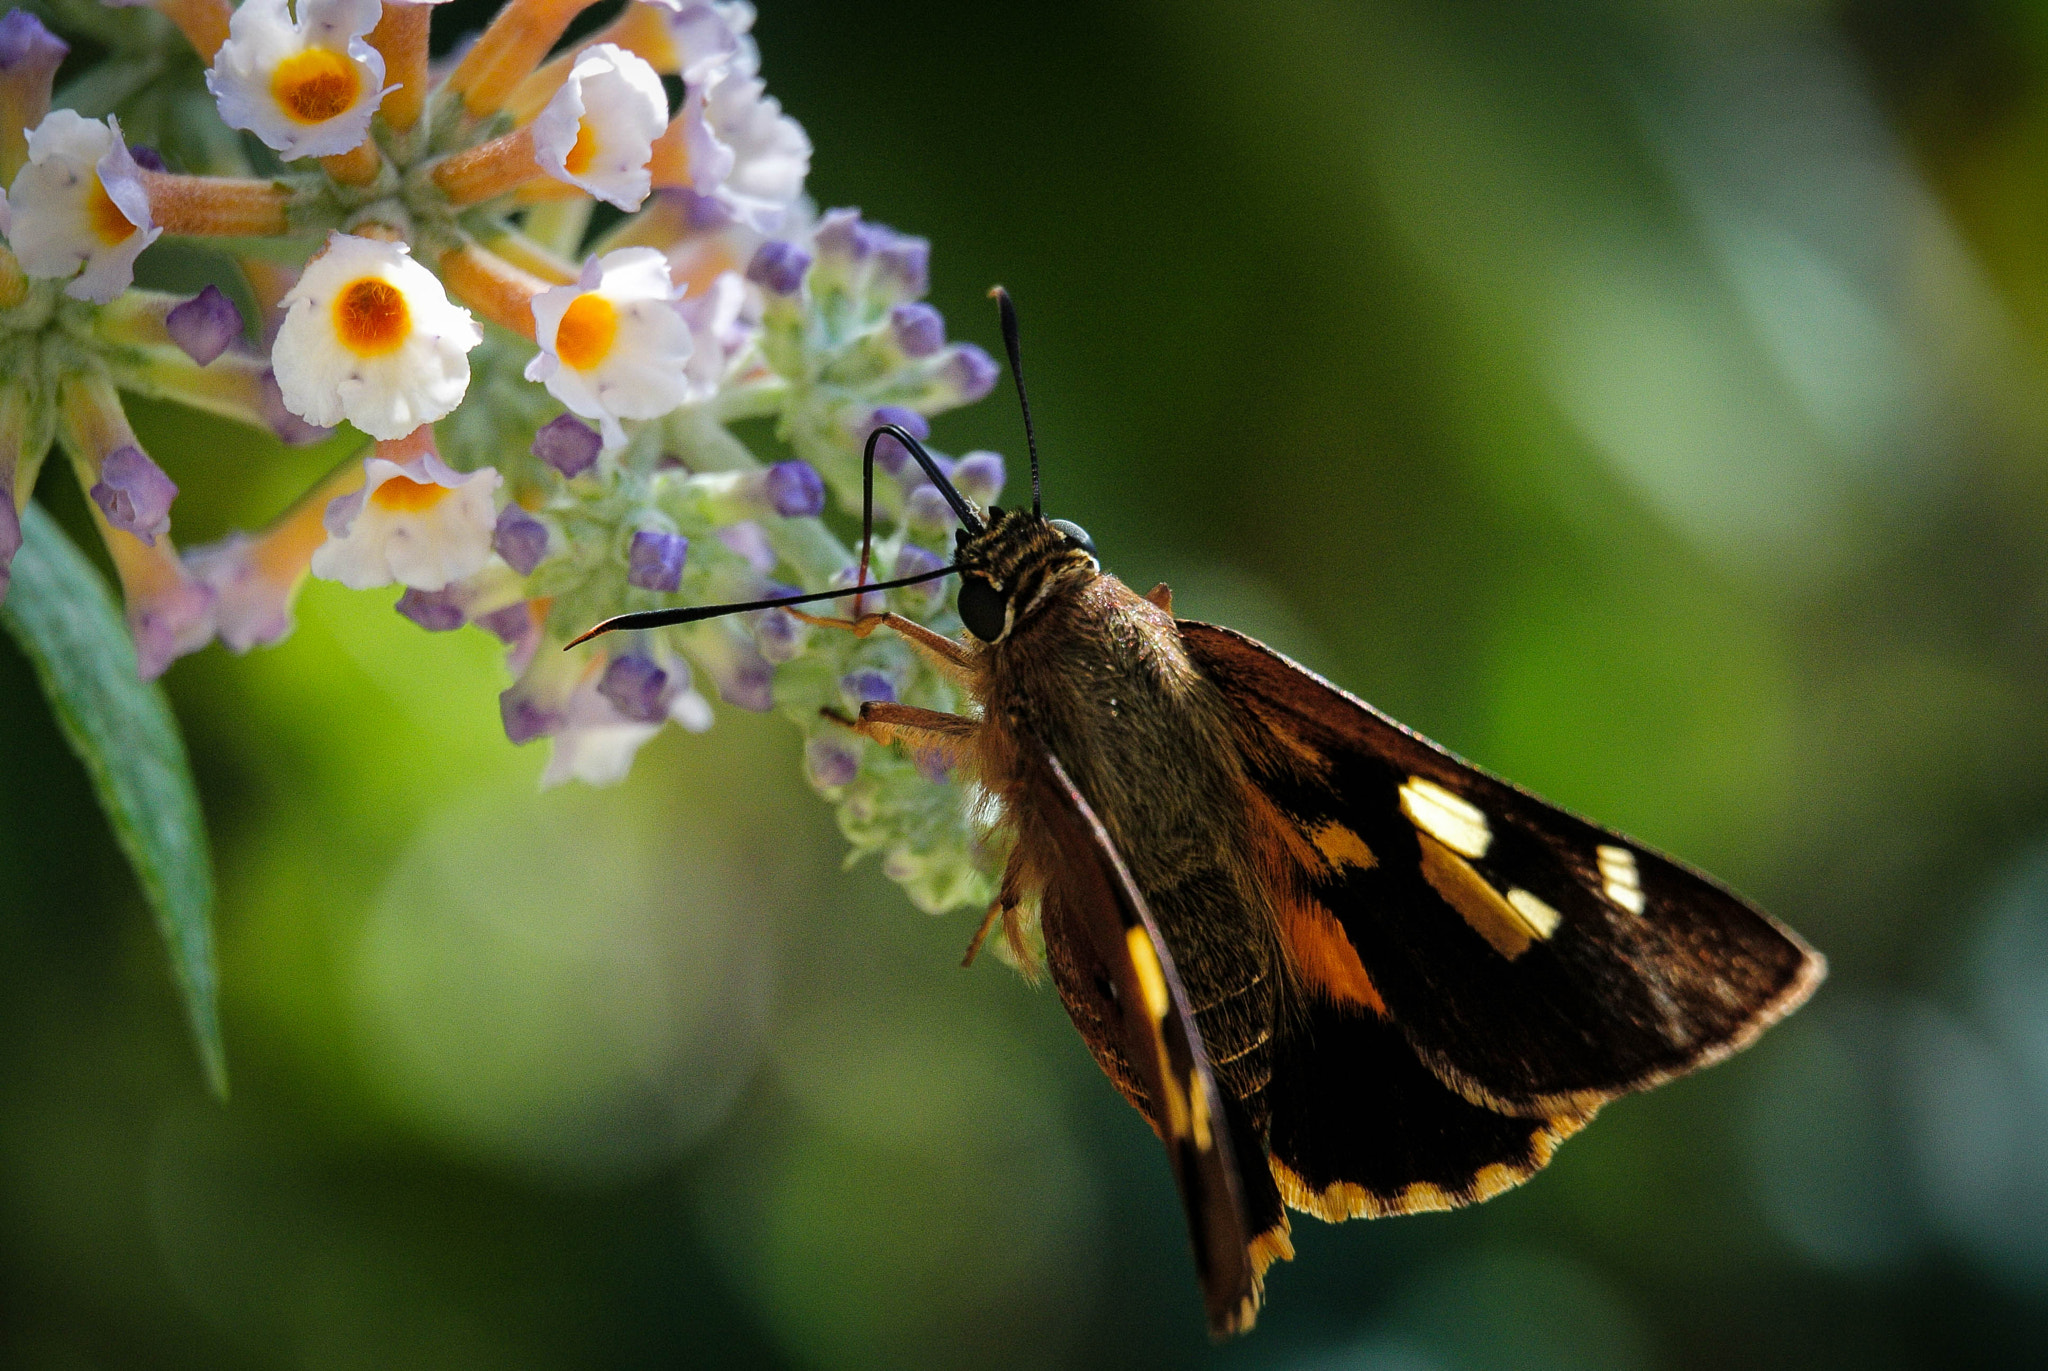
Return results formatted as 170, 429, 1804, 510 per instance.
990, 286, 1041, 517
564, 423, 983, 650
563, 562, 963, 649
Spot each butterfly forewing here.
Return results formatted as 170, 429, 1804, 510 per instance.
1025, 748, 1280, 1336
1179, 621, 1824, 1116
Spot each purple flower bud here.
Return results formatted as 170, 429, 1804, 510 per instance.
90, 446, 178, 545
875, 233, 930, 299
627, 529, 688, 592
943, 344, 1000, 405
395, 587, 466, 631
260, 369, 334, 445
533, 413, 601, 478
865, 405, 930, 477
915, 749, 953, 784
746, 240, 811, 295
717, 521, 777, 572
894, 543, 946, 579
716, 642, 776, 712
0, 492, 20, 604
126, 144, 165, 172
0, 12, 66, 122
840, 670, 897, 706
599, 653, 670, 723
905, 484, 957, 530
476, 602, 533, 643
889, 302, 945, 358
951, 451, 1005, 506
500, 692, 562, 745
753, 608, 804, 662
813, 208, 879, 263
764, 460, 824, 517
493, 505, 549, 574
806, 736, 859, 788
946, 454, 1003, 508
165, 285, 243, 367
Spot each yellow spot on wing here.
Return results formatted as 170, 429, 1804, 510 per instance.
1417, 833, 1545, 958
1400, 777, 1491, 858
1506, 888, 1563, 940
1309, 822, 1376, 872
1189, 1069, 1213, 1151
1126, 926, 1170, 1022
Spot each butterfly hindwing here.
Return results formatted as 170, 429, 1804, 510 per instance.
1179, 620, 1824, 1117
1023, 747, 1286, 1336
1266, 997, 1593, 1219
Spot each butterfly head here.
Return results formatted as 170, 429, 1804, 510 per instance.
951, 507, 1099, 643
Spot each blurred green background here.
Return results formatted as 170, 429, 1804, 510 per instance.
11, 0, 2048, 1365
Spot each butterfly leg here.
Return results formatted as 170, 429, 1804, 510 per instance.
964, 846, 1038, 974
786, 607, 975, 681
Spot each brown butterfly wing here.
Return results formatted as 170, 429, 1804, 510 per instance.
1179, 620, 1824, 1118
1021, 747, 1287, 1336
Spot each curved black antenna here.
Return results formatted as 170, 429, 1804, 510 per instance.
989, 286, 1040, 516
567, 422, 984, 650
563, 562, 962, 649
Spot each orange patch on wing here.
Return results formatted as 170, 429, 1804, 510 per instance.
1239, 781, 1387, 1014
1277, 893, 1387, 1015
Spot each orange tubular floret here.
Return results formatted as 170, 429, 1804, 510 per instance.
648, 116, 691, 189
155, 0, 233, 63
432, 126, 543, 207
438, 242, 547, 341
369, 1, 432, 133
443, 0, 602, 119
140, 172, 292, 237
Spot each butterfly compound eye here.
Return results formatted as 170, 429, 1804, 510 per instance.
1049, 519, 1095, 556
957, 575, 1009, 642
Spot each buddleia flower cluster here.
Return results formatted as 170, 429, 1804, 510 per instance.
0, 0, 1006, 918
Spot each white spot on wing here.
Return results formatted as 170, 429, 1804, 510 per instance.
1400, 777, 1491, 859
1597, 844, 1645, 913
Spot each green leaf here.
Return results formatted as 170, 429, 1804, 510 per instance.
1, 501, 226, 1097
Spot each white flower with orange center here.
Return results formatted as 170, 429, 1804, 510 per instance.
271, 233, 482, 440
682, 67, 810, 231
310, 450, 502, 591
531, 43, 669, 211
3, 111, 161, 303
206, 0, 389, 161
525, 247, 700, 450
